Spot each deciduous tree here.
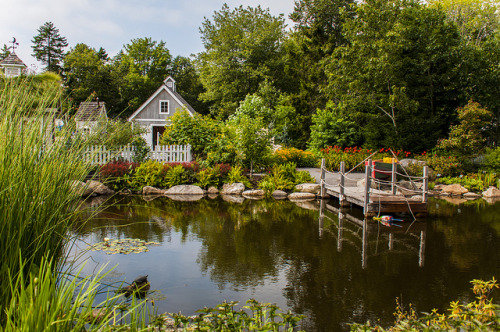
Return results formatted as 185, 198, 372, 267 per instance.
198, 4, 287, 119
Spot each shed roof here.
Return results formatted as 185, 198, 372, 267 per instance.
0, 53, 27, 68
75, 101, 107, 122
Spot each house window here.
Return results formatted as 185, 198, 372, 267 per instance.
159, 100, 169, 114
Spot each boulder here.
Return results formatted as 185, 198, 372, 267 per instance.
441, 184, 468, 196
86, 180, 114, 195
165, 185, 205, 195
293, 200, 320, 210
221, 183, 245, 195
397, 180, 422, 196
242, 190, 265, 198
295, 183, 321, 194
165, 194, 204, 202
222, 194, 245, 204
142, 186, 166, 195
463, 192, 481, 200
482, 186, 500, 198
399, 159, 426, 168
271, 190, 288, 199
71, 180, 94, 197
288, 192, 316, 201
207, 186, 219, 194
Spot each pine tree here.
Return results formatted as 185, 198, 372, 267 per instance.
0, 44, 10, 60
31, 22, 68, 73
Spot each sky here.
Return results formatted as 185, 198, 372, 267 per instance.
0, 0, 296, 71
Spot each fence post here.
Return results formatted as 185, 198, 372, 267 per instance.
422, 166, 429, 203
320, 158, 326, 198
364, 160, 371, 216
391, 159, 397, 195
340, 161, 346, 206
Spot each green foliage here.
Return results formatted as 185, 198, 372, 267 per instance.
131, 160, 164, 189
87, 119, 146, 151
163, 164, 189, 188
198, 4, 287, 118
0, 77, 93, 322
258, 163, 313, 195
308, 101, 361, 150
437, 101, 493, 158
438, 172, 498, 192
31, 21, 68, 73
195, 165, 221, 189
425, 154, 464, 177
205, 125, 243, 166
160, 111, 219, 158
164, 299, 305, 331
326, 0, 463, 152
230, 110, 273, 173
351, 278, 500, 331
224, 165, 252, 188
484, 146, 500, 172
63, 43, 117, 113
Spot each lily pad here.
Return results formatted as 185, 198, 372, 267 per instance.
88, 238, 160, 255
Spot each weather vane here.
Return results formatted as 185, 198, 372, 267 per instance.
9, 37, 19, 54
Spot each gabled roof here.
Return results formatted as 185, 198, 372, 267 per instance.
75, 101, 107, 122
128, 76, 197, 121
0, 53, 26, 68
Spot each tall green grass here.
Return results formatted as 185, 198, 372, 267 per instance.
0, 77, 139, 329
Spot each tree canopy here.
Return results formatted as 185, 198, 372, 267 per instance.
31, 22, 68, 73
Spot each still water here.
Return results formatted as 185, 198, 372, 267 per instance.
69, 195, 500, 331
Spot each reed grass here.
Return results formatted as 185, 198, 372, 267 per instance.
0, 77, 151, 330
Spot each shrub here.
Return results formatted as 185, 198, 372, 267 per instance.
224, 165, 252, 188
437, 173, 498, 192
258, 163, 314, 195
131, 160, 164, 189
99, 161, 138, 190
163, 164, 189, 188
274, 147, 318, 167
484, 147, 500, 172
425, 155, 463, 177
195, 165, 221, 189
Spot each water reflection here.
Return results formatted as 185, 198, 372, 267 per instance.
70, 195, 500, 331
319, 202, 427, 269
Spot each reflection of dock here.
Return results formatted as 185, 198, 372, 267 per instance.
318, 200, 426, 269
319, 159, 429, 217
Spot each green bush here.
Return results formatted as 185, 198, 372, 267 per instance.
224, 165, 252, 188
437, 173, 498, 192
195, 165, 221, 189
131, 160, 164, 189
484, 147, 500, 172
425, 155, 463, 177
163, 164, 189, 188
274, 147, 318, 167
258, 163, 315, 195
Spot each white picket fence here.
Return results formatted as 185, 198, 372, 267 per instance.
82, 145, 192, 165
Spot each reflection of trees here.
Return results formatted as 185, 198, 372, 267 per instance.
72, 196, 500, 331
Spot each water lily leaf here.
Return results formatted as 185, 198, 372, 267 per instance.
87, 238, 159, 255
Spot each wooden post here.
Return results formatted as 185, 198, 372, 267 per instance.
337, 210, 344, 252
391, 159, 397, 195
340, 161, 346, 206
320, 158, 326, 198
419, 230, 426, 267
422, 166, 429, 203
363, 160, 371, 216
319, 199, 325, 238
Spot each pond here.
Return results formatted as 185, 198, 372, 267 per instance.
68, 195, 500, 331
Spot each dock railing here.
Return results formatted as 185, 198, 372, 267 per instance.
320, 151, 429, 216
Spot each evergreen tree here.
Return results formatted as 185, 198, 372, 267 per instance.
0, 44, 10, 60
31, 22, 68, 73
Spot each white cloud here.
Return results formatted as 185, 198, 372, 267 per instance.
0, 0, 296, 70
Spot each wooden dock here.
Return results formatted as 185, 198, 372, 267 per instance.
319, 159, 429, 217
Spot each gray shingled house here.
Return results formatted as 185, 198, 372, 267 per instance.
128, 76, 196, 148
0, 52, 26, 77
75, 100, 107, 134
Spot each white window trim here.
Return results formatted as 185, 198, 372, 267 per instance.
159, 100, 170, 114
